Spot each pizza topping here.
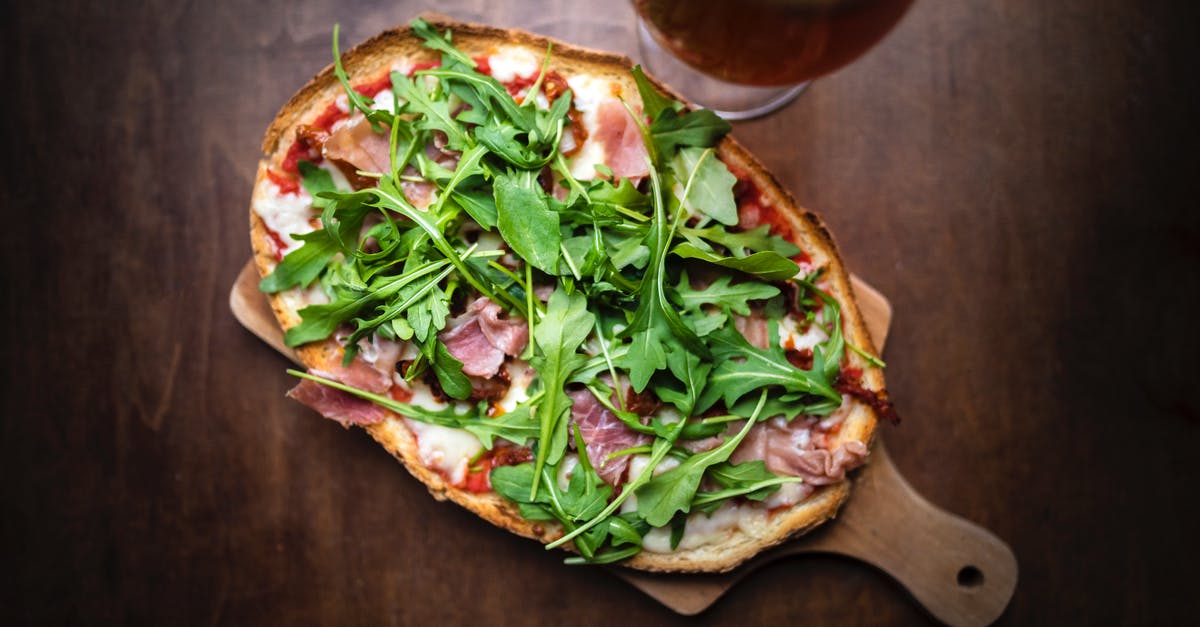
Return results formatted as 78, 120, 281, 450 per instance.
594, 98, 650, 182
324, 115, 391, 176
440, 297, 529, 378
567, 388, 652, 487
286, 376, 390, 427
259, 20, 893, 566
731, 416, 868, 485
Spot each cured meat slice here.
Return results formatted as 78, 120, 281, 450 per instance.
287, 375, 391, 427
594, 99, 649, 182
567, 388, 650, 487
440, 298, 528, 378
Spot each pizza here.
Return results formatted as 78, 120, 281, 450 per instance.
248, 16, 897, 572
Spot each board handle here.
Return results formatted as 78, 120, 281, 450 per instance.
797, 443, 1018, 626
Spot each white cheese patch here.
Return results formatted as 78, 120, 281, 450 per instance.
557, 454, 580, 491
496, 362, 534, 414
642, 501, 744, 553
370, 88, 396, 113
764, 482, 809, 509
319, 161, 353, 192
279, 282, 330, 311
403, 417, 483, 485
778, 313, 829, 352
252, 180, 315, 257
564, 74, 615, 180
488, 47, 539, 83
620, 455, 682, 513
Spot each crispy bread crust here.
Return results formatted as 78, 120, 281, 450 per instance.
249, 16, 883, 573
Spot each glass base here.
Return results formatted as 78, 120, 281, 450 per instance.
635, 19, 808, 121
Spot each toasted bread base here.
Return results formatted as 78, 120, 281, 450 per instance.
250, 16, 883, 573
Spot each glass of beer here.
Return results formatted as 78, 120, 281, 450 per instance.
634, 0, 915, 119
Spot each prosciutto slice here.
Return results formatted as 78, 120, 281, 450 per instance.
567, 389, 651, 487
321, 336, 395, 395
286, 375, 390, 428
733, 313, 770, 350
594, 99, 649, 182
324, 115, 391, 174
440, 298, 528, 378
731, 416, 868, 485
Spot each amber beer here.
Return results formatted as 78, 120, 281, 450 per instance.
634, 0, 914, 87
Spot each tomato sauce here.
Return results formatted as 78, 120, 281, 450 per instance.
460, 446, 533, 493
834, 366, 900, 424
353, 74, 392, 98
731, 171, 813, 265
265, 169, 299, 195
265, 228, 288, 262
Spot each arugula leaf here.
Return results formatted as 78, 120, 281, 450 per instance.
330, 25, 393, 129
696, 324, 841, 413
650, 107, 731, 158
284, 258, 452, 346
495, 172, 562, 274
672, 242, 800, 281
675, 274, 780, 315
528, 287, 595, 499
409, 18, 476, 69
670, 147, 738, 226
691, 461, 802, 515
635, 391, 768, 526
630, 65, 682, 122
287, 370, 535, 448
619, 160, 710, 391
681, 224, 802, 258
797, 278, 845, 383
260, 162, 369, 293
652, 346, 711, 416
432, 341, 472, 400
391, 70, 472, 151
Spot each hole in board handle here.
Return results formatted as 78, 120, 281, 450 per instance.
956, 565, 984, 588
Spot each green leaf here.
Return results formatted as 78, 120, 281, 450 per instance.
528, 287, 596, 499
670, 147, 738, 226
283, 258, 452, 346
409, 18, 477, 69
696, 324, 841, 413
432, 341, 472, 400
635, 392, 767, 526
630, 65, 681, 122
619, 160, 710, 391
672, 242, 800, 281
287, 370, 538, 449
675, 274, 780, 315
650, 108, 731, 158
681, 224, 802, 258
691, 463, 801, 511
391, 70, 472, 151
651, 346, 711, 416
495, 173, 562, 274
259, 162, 370, 293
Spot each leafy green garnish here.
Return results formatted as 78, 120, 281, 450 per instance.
528, 287, 595, 499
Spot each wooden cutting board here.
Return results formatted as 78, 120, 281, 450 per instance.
230, 261, 1017, 625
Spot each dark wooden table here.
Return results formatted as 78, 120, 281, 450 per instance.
4, 1, 1198, 624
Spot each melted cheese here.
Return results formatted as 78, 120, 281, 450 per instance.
487, 48, 539, 83
403, 417, 483, 485
778, 312, 829, 352
642, 501, 770, 553
252, 182, 315, 257
564, 74, 615, 180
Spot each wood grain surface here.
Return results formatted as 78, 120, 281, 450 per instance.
3, 0, 1199, 625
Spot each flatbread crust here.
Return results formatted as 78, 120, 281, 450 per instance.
249, 16, 884, 573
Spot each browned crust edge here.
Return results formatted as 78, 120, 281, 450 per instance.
249, 15, 884, 574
